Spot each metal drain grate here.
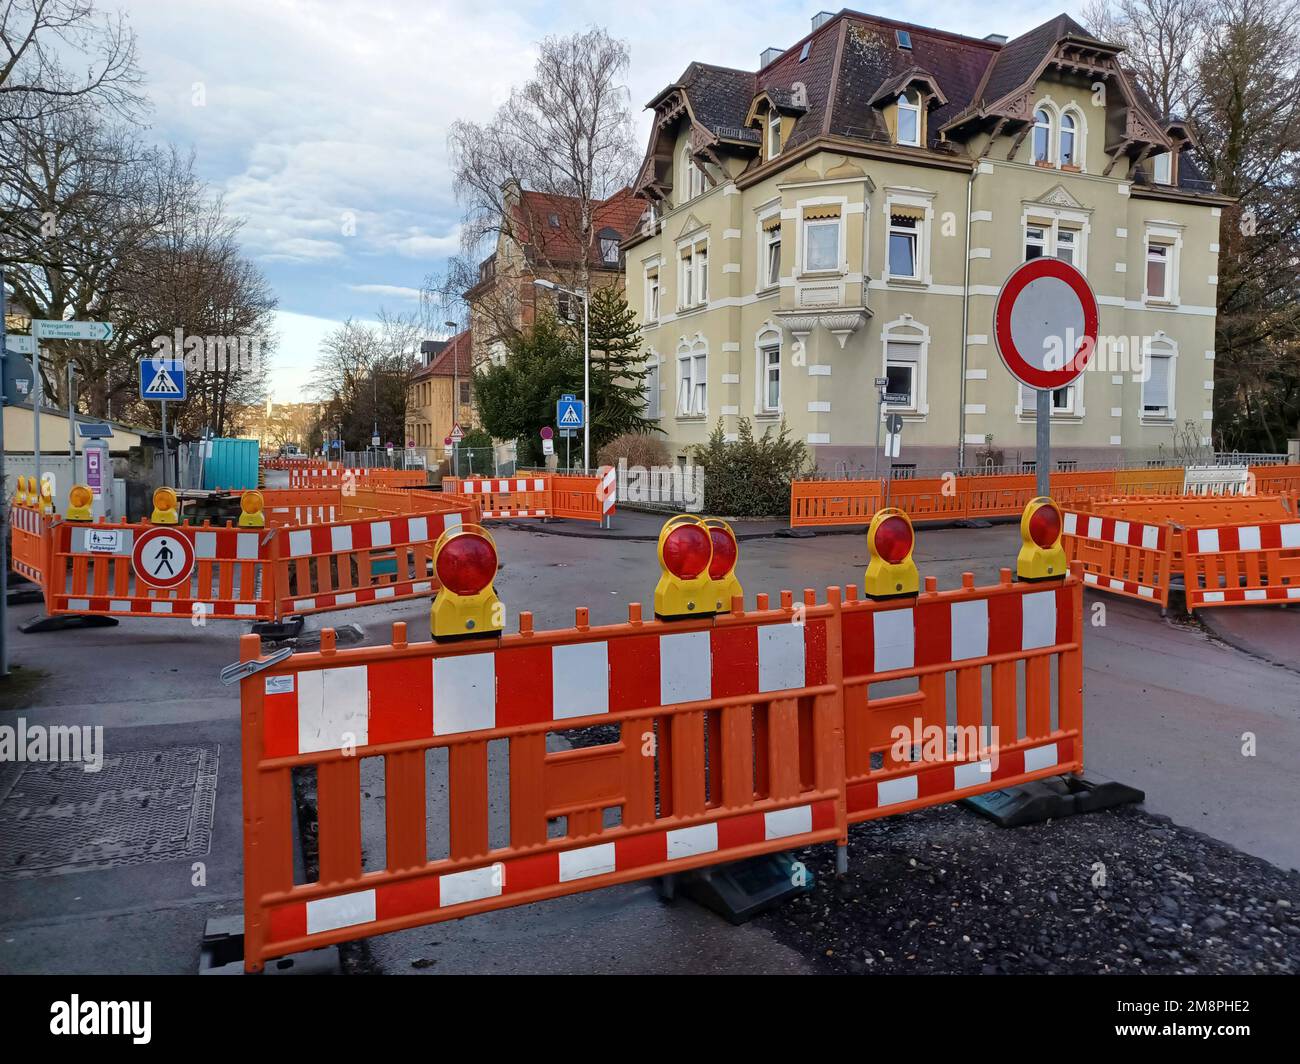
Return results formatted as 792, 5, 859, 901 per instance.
0, 744, 219, 879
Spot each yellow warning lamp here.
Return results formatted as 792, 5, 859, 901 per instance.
864, 507, 919, 599
1017, 496, 1067, 581
67, 484, 94, 521
15, 475, 29, 507
239, 490, 266, 528
703, 518, 743, 613
38, 476, 54, 514
654, 515, 715, 620
430, 523, 503, 640
151, 486, 179, 524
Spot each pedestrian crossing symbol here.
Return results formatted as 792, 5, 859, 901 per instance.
556, 394, 584, 429
140, 358, 187, 401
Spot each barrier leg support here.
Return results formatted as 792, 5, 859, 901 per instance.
19, 614, 119, 633
961, 775, 1145, 828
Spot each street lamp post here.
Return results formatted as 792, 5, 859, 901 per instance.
533, 278, 589, 470
444, 320, 458, 473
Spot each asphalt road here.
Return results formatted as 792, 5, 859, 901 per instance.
0, 517, 1297, 974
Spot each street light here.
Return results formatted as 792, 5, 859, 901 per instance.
533, 278, 589, 470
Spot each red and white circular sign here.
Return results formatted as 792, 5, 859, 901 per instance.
993, 257, 1099, 391
132, 526, 196, 590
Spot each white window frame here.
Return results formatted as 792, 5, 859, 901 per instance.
882, 191, 933, 286
676, 237, 709, 310
768, 112, 782, 160
1143, 224, 1182, 305
802, 217, 841, 274
896, 90, 921, 147
880, 316, 930, 418
755, 324, 782, 414
1021, 205, 1091, 273
1032, 106, 1054, 163
762, 220, 782, 290
1150, 152, 1172, 185
643, 261, 661, 323
680, 145, 706, 203
1141, 335, 1177, 422
676, 336, 708, 417
1058, 107, 1085, 170
643, 352, 661, 420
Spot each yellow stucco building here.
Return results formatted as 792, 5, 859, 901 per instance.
626, 10, 1227, 473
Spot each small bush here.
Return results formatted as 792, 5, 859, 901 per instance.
693, 417, 811, 516
596, 432, 671, 469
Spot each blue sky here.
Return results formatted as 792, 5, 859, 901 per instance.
129, 0, 1072, 400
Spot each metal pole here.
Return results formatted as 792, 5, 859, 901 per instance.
0, 270, 10, 677
161, 399, 169, 488
872, 386, 883, 506
33, 344, 42, 498
582, 292, 590, 472
1035, 388, 1051, 497
67, 362, 75, 464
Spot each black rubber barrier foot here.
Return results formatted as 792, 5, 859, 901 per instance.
251, 615, 305, 642
6, 586, 45, 606
960, 774, 1145, 828
199, 916, 340, 976
18, 614, 119, 633
671, 851, 815, 925
293, 623, 365, 650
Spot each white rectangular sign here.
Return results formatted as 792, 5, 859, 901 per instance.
4, 334, 36, 354
32, 319, 114, 342
86, 529, 122, 553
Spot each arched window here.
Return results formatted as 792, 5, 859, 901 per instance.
1032, 108, 1052, 163
676, 336, 708, 416
1059, 111, 1077, 166
897, 90, 921, 146
755, 324, 782, 413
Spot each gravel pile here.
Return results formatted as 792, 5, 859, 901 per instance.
758, 804, 1300, 974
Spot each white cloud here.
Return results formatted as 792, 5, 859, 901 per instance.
349, 284, 423, 300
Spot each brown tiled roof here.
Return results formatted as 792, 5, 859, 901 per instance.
413, 329, 472, 380
513, 186, 649, 268
636, 9, 1217, 195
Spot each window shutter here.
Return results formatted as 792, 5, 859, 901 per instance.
680, 245, 693, 260
1146, 354, 1171, 407
646, 266, 658, 280
889, 204, 926, 221
761, 214, 782, 231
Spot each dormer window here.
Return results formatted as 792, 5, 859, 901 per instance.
897, 90, 921, 146
1032, 108, 1052, 163
1151, 152, 1172, 184
681, 145, 706, 202
1059, 111, 1077, 166
768, 112, 782, 159
548, 212, 560, 228
600, 236, 620, 264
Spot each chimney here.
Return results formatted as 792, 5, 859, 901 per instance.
760, 46, 783, 68
811, 11, 834, 31
984, 33, 1008, 44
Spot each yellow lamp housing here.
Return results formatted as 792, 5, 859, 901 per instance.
703, 518, 743, 613
239, 490, 266, 527
151, 486, 179, 524
654, 515, 716, 620
1017, 496, 1067, 582
67, 484, 94, 521
430, 523, 503, 640
864, 507, 919, 600
15, 475, 29, 507
38, 476, 54, 513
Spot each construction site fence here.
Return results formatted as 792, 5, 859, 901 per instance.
9, 487, 479, 624
790, 465, 1300, 527
237, 563, 1084, 972
442, 470, 615, 523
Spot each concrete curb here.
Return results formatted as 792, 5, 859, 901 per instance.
1195, 608, 1300, 676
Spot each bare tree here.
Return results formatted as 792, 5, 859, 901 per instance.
311, 312, 422, 449
446, 27, 637, 299
1082, 0, 1209, 118
0, 1, 144, 126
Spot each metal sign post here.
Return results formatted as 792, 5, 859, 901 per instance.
872, 377, 887, 491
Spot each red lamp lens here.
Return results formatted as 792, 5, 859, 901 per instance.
1028, 503, 1061, 548
663, 523, 712, 579
874, 515, 913, 565
436, 534, 498, 595
707, 527, 737, 578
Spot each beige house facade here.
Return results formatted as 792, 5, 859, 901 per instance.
626, 11, 1228, 473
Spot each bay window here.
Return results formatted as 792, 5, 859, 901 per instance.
802, 204, 841, 273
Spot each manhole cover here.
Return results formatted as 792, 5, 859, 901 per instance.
0, 743, 219, 879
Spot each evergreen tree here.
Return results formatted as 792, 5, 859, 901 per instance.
570, 285, 658, 453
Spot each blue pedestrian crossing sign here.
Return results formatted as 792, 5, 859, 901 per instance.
556, 393, 584, 429
140, 358, 186, 401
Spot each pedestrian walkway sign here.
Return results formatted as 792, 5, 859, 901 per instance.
557, 394, 584, 429
140, 358, 186, 401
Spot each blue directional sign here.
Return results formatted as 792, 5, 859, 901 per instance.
140, 358, 186, 401
556, 393, 585, 430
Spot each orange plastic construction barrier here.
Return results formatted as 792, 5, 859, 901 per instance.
1182, 518, 1300, 610
18, 485, 479, 625
234, 543, 1084, 972
285, 465, 426, 490
443, 469, 616, 524
1062, 507, 1174, 608
789, 464, 1300, 527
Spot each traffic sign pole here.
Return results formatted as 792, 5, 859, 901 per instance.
1036, 389, 1051, 497
0, 270, 9, 678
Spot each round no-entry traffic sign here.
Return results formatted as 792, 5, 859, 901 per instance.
132, 526, 195, 590
993, 257, 1098, 391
